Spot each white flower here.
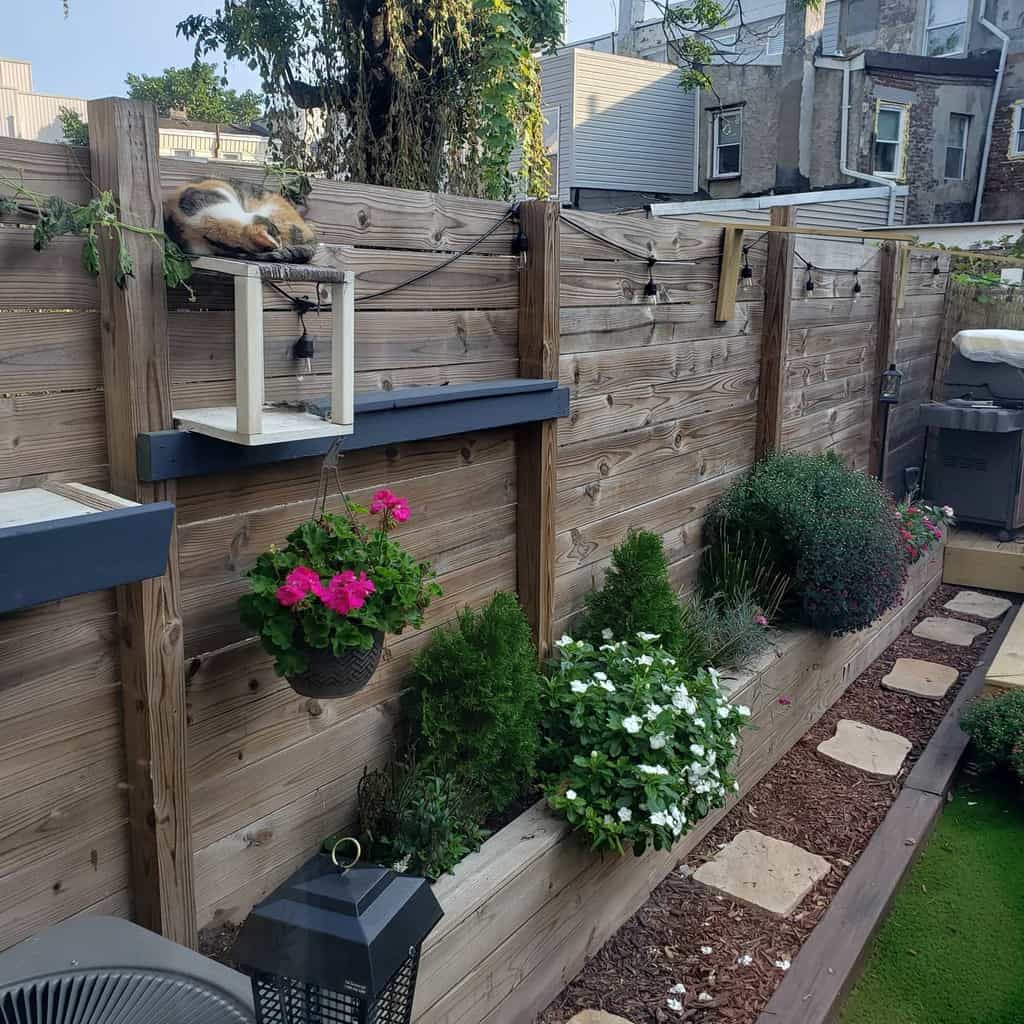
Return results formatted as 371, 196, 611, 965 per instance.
708, 749, 716, 766
599, 643, 617, 652
737, 954, 753, 966
622, 715, 643, 734
666, 997, 683, 1012
603, 814, 614, 825
637, 631, 661, 642
707, 666, 720, 686
717, 705, 731, 719
565, 789, 578, 801
700, 946, 713, 955
689, 743, 705, 757
670, 983, 686, 994
729, 734, 738, 747
650, 732, 667, 750
570, 679, 589, 694
659, 652, 677, 666
774, 959, 791, 971
593, 671, 608, 682
554, 634, 574, 648
392, 855, 411, 872
693, 717, 706, 729
650, 810, 669, 827
689, 761, 706, 777
646, 702, 664, 721
599, 680, 616, 692
618, 806, 633, 822
637, 654, 654, 667
601, 627, 614, 640
942, 505, 954, 516
698, 992, 712, 1003
732, 780, 740, 792
737, 705, 751, 717
639, 763, 670, 776
673, 690, 697, 715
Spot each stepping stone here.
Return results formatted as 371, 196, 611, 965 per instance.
943, 590, 1012, 620
567, 1014, 635, 1024
692, 829, 830, 917
881, 658, 959, 700
817, 719, 911, 777
912, 616, 986, 646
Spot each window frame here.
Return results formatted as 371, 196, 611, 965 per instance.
923, 0, 969, 57
944, 112, 970, 179
1010, 102, 1024, 160
873, 100, 909, 180
710, 107, 743, 180
765, 27, 783, 56
173, 147, 198, 159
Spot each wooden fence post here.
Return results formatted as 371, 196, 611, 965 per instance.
516, 199, 560, 662
755, 206, 795, 460
87, 98, 196, 948
869, 241, 901, 479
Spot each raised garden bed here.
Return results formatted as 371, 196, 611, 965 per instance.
410, 545, 945, 1024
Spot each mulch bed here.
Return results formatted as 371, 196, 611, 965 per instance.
538, 583, 1008, 1024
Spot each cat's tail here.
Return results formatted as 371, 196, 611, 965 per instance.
249, 245, 317, 265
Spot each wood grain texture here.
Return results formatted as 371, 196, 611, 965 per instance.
88, 98, 195, 948
715, 226, 745, 323
0, 139, 92, 205
756, 207, 795, 459
517, 200, 560, 661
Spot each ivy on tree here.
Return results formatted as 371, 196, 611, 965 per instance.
177, 0, 565, 200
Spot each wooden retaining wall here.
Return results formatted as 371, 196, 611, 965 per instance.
414, 545, 944, 1024
0, 113, 949, 962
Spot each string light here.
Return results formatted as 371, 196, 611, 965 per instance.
644, 259, 659, 305
805, 266, 815, 293
852, 269, 862, 297
932, 255, 941, 287
740, 246, 754, 292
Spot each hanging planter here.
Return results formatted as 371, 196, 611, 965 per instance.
240, 481, 441, 698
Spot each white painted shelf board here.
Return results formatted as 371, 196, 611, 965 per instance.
173, 406, 352, 446
0, 483, 137, 529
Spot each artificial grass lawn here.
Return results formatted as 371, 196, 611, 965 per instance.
840, 773, 1024, 1024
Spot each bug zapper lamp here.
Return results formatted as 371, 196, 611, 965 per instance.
232, 839, 443, 1024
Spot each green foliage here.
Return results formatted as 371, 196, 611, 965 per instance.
125, 63, 263, 123
0, 177, 192, 292
679, 594, 774, 672
404, 592, 542, 813
698, 527, 789, 621
58, 106, 89, 146
240, 503, 442, 678
577, 531, 685, 654
350, 754, 487, 880
178, 0, 563, 198
962, 691, 1024, 779
541, 634, 749, 855
708, 452, 907, 636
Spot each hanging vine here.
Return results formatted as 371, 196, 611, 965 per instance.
178, 0, 563, 199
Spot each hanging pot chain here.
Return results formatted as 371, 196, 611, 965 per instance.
314, 436, 348, 521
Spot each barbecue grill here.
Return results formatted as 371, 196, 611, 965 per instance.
922, 329, 1024, 535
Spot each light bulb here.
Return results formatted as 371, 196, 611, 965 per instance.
740, 263, 754, 292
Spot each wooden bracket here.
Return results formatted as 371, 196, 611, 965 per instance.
715, 226, 745, 323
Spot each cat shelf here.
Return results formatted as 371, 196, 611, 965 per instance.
0, 483, 175, 614
172, 256, 355, 446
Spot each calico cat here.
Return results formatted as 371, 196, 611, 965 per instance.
163, 179, 316, 263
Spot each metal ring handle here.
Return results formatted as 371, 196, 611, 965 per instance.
330, 836, 362, 872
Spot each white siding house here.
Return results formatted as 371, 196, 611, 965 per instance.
539, 48, 698, 204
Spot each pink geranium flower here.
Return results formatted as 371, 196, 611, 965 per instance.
314, 570, 376, 616
370, 489, 411, 524
285, 566, 321, 593
753, 612, 769, 626
276, 583, 307, 607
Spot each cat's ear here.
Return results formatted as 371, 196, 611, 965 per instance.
247, 223, 281, 253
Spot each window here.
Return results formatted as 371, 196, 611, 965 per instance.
765, 27, 783, 56
1011, 102, 1024, 159
173, 148, 197, 159
220, 152, 242, 161
874, 102, 908, 178
944, 113, 970, 178
711, 108, 742, 178
925, 0, 968, 56
710, 29, 739, 56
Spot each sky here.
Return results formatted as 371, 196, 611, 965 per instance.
6, 1, 619, 101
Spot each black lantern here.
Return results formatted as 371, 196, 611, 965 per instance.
880, 362, 904, 404
232, 840, 443, 1024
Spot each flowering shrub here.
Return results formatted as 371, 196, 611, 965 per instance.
240, 491, 441, 677
540, 632, 749, 855
895, 500, 954, 563
707, 452, 908, 637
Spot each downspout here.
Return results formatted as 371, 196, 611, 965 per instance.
973, 13, 1009, 221
819, 53, 902, 225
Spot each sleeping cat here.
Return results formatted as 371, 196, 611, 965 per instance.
163, 179, 316, 263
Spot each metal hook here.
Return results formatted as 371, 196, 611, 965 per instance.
330, 836, 362, 873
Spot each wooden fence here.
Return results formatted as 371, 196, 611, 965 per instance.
0, 101, 949, 958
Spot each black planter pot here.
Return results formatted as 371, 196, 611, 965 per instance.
286, 631, 385, 698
